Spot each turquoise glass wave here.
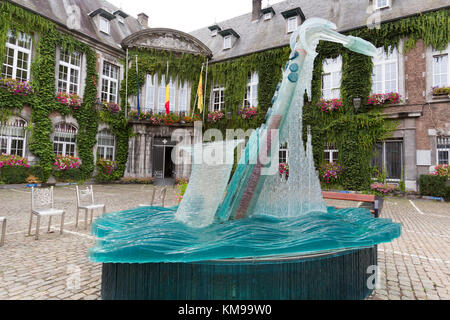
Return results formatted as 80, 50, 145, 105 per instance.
88, 206, 401, 263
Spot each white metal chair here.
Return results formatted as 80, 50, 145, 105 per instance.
29, 187, 65, 240
0, 217, 6, 246
140, 187, 167, 207
75, 185, 106, 230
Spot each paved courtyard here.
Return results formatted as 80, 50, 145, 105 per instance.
0, 185, 449, 300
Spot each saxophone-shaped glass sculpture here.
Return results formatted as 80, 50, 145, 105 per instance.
88, 19, 400, 264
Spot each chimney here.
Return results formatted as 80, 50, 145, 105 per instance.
138, 13, 149, 28
252, 0, 262, 21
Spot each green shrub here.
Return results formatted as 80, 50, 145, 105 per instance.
419, 175, 450, 198
53, 168, 82, 182
0, 166, 30, 184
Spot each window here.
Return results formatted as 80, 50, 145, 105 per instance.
322, 56, 342, 99
244, 72, 259, 108
432, 45, 449, 88
2, 31, 32, 81
372, 47, 398, 94
324, 143, 339, 163
211, 29, 218, 37
437, 137, 450, 165
145, 74, 156, 113
117, 16, 125, 24
0, 118, 27, 157
212, 87, 225, 111
99, 17, 110, 34
53, 123, 77, 157
287, 16, 298, 33
97, 129, 115, 161
101, 62, 119, 103
372, 140, 403, 180
374, 0, 390, 10
224, 36, 232, 50
264, 12, 272, 21
178, 82, 188, 113
157, 76, 175, 113
279, 143, 289, 164
57, 49, 82, 95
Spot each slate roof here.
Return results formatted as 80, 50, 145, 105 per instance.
8, 0, 144, 52
190, 0, 450, 62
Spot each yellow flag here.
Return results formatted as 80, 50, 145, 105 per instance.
197, 73, 203, 113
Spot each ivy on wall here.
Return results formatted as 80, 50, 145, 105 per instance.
0, 0, 128, 182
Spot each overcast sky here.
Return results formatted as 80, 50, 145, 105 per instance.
108, 0, 283, 32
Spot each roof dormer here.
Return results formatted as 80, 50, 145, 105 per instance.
219, 29, 240, 50
261, 7, 275, 21
113, 10, 129, 25
281, 7, 305, 34
208, 24, 222, 37
88, 8, 116, 35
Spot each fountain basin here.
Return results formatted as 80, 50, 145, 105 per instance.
101, 246, 377, 300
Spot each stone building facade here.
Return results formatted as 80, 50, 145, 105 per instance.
1, 0, 449, 189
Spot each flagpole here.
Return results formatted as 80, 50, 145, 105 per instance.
136, 55, 140, 117
203, 59, 209, 123
192, 63, 204, 117
125, 48, 129, 117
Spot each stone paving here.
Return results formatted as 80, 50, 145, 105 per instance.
0, 185, 449, 300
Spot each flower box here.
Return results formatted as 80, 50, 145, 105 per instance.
207, 111, 225, 123
317, 99, 343, 113
279, 163, 289, 179
0, 78, 33, 96
56, 92, 82, 110
366, 92, 402, 106
238, 107, 258, 119
103, 102, 121, 113
431, 86, 450, 97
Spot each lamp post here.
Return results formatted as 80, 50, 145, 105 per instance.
353, 97, 362, 113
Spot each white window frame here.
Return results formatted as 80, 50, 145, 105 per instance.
99, 17, 110, 34
117, 16, 125, 24
57, 49, 82, 95
157, 75, 169, 113
53, 123, 78, 157
145, 74, 156, 113
279, 143, 289, 164
244, 72, 259, 108
178, 81, 188, 113
374, 0, 391, 10
322, 56, 342, 99
287, 16, 298, 33
2, 31, 32, 82
437, 136, 450, 165
324, 143, 339, 163
372, 46, 399, 94
0, 118, 27, 157
212, 87, 225, 111
211, 29, 218, 37
223, 35, 232, 50
264, 12, 272, 21
432, 45, 449, 88
101, 61, 119, 103
97, 129, 116, 161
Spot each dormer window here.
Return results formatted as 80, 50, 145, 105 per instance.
261, 7, 275, 21
218, 28, 240, 50
117, 16, 124, 24
281, 7, 304, 34
224, 36, 232, 50
88, 8, 116, 35
374, 0, 391, 10
287, 17, 298, 33
99, 17, 110, 34
208, 25, 222, 37
113, 10, 129, 25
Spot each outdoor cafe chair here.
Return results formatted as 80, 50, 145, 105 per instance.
29, 187, 65, 240
75, 185, 106, 230
0, 217, 6, 246
140, 187, 167, 207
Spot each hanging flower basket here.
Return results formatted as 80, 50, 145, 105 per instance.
317, 99, 343, 113
0, 78, 33, 96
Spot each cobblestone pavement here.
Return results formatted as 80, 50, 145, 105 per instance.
0, 186, 448, 300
